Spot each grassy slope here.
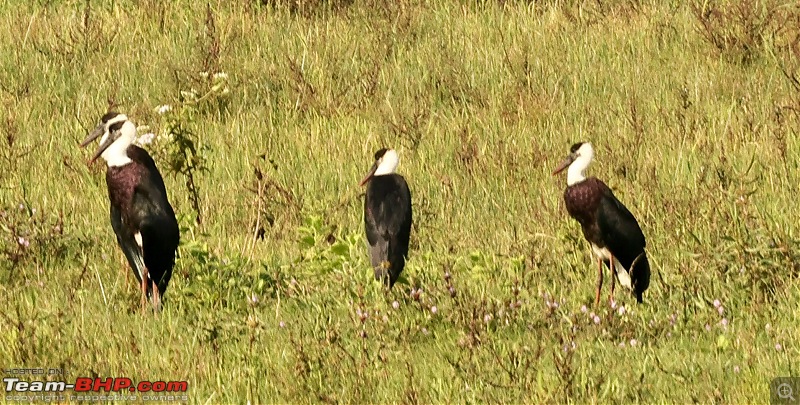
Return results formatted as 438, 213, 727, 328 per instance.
1, 0, 799, 403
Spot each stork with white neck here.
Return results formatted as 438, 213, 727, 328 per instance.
359, 148, 412, 288
80, 111, 180, 312
553, 142, 650, 306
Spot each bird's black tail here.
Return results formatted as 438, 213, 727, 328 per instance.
141, 220, 179, 309
370, 239, 390, 285
631, 252, 650, 303
371, 239, 406, 288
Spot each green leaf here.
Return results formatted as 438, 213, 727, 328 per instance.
330, 243, 349, 257
300, 236, 316, 248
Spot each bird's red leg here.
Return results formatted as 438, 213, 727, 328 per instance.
140, 268, 149, 313
595, 258, 603, 307
151, 281, 161, 311
609, 256, 616, 305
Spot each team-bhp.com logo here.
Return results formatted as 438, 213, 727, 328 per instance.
4, 376, 189, 402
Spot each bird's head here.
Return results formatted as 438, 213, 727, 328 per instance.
80, 112, 136, 167
552, 141, 594, 185
359, 148, 400, 186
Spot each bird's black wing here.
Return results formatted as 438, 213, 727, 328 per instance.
129, 146, 172, 209
131, 183, 179, 294
364, 175, 413, 284
126, 146, 180, 294
599, 188, 651, 301
592, 180, 650, 302
364, 199, 382, 248
364, 195, 388, 278
367, 178, 412, 242
109, 203, 146, 284
389, 177, 413, 254
597, 189, 646, 261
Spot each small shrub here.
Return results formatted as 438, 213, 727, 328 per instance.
691, 0, 791, 65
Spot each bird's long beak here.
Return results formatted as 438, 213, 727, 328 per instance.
359, 161, 378, 186
80, 124, 110, 163
552, 154, 576, 176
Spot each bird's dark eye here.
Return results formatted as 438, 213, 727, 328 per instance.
108, 121, 124, 133
569, 142, 584, 153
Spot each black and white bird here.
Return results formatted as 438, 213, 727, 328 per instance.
553, 141, 650, 306
360, 148, 412, 288
81, 112, 180, 311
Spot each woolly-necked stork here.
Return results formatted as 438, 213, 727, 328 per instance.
360, 148, 412, 288
81, 112, 180, 311
553, 141, 650, 305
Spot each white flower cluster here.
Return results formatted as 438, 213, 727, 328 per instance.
202, 70, 230, 96
135, 125, 156, 146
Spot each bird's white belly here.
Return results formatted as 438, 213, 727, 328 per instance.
590, 244, 612, 261
614, 259, 633, 289
590, 244, 633, 290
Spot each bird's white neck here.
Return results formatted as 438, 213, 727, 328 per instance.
374, 150, 399, 176
101, 120, 136, 167
567, 162, 587, 185
567, 166, 586, 186
102, 141, 132, 167
103, 149, 132, 167
566, 144, 594, 186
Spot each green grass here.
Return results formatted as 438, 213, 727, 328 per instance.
1, 0, 799, 403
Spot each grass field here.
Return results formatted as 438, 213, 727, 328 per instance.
1, 0, 799, 403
